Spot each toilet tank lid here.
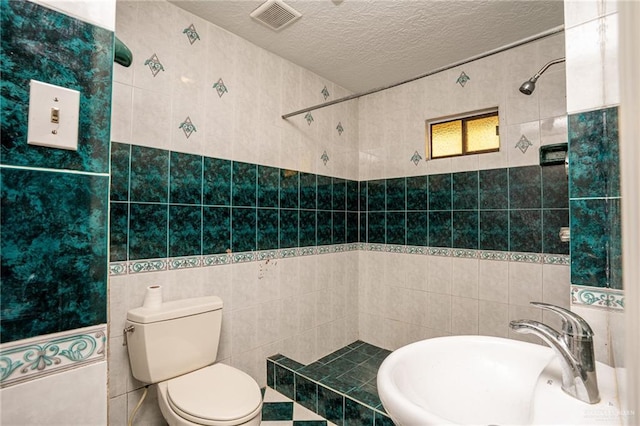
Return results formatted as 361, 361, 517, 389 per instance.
127, 296, 223, 324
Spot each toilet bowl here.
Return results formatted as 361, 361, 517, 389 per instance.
157, 364, 262, 426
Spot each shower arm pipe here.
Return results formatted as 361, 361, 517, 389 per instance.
529, 57, 566, 82
281, 24, 564, 120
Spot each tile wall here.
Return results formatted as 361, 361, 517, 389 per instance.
569, 107, 621, 289
108, 1, 360, 423
360, 165, 568, 254
109, 143, 360, 263
0, 0, 113, 423
355, 32, 579, 355
563, 0, 625, 370
0, 0, 112, 358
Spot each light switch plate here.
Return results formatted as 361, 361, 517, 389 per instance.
27, 80, 80, 151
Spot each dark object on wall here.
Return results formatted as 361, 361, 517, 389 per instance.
114, 36, 132, 67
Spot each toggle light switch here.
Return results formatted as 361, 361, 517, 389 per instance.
51, 107, 60, 124
27, 80, 80, 151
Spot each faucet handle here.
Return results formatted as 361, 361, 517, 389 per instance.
530, 302, 594, 338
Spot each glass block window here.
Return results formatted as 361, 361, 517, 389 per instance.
428, 109, 500, 159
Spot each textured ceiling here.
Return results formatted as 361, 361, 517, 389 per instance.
168, 0, 564, 93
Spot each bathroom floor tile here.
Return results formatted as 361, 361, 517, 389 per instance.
262, 388, 336, 426
266, 341, 395, 425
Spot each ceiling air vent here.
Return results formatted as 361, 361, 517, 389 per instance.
250, 0, 302, 31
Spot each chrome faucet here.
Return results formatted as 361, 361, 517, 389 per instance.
509, 302, 600, 404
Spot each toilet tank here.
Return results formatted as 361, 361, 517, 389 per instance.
125, 296, 223, 384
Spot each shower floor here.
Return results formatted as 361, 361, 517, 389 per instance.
266, 341, 394, 426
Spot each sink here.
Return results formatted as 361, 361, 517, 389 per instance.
377, 336, 621, 425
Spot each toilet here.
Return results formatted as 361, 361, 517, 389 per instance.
125, 296, 262, 426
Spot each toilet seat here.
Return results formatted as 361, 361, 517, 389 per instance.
166, 364, 262, 426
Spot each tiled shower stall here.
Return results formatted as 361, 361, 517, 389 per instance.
0, 0, 625, 424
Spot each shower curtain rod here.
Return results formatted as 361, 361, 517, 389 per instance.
281, 25, 565, 120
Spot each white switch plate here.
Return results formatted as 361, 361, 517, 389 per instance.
27, 80, 80, 151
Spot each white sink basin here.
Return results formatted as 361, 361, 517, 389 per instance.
377, 336, 621, 426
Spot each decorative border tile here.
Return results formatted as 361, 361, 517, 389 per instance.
509, 252, 542, 263
169, 256, 201, 270
571, 285, 624, 310
0, 325, 106, 388
452, 249, 478, 258
317, 246, 331, 255
112, 245, 570, 275
299, 247, 317, 256
129, 258, 167, 273
543, 254, 571, 265
203, 254, 231, 266
111, 246, 621, 311
429, 247, 451, 257
280, 248, 298, 258
109, 262, 128, 275
479, 251, 510, 261
406, 246, 427, 255
385, 245, 405, 253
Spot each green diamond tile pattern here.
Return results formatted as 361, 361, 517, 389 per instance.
267, 341, 393, 426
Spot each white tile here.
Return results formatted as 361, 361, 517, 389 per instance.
109, 274, 129, 337
127, 385, 165, 426
131, 88, 172, 150
108, 336, 130, 398
404, 253, 429, 291
231, 306, 259, 353
537, 67, 567, 120
262, 387, 288, 403
426, 255, 452, 295
257, 301, 282, 348
479, 300, 509, 338
565, 14, 619, 114
32, 0, 115, 30
425, 293, 452, 333
451, 257, 479, 298
110, 81, 133, 143
108, 394, 127, 426
506, 121, 541, 168
564, 0, 618, 29
451, 296, 479, 335
1, 362, 107, 425
230, 346, 265, 387
478, 259, 509, 303
539, 115, 568, 146
508, 262, 543, 307
542, 264, 571, 309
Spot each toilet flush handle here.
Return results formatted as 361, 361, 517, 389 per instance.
123, 325, 135, 346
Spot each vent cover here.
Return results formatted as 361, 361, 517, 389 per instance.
250, 0, 301, 31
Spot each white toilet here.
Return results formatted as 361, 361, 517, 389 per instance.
125, 296, 263, 426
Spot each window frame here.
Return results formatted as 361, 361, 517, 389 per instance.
427, 108, 500, 160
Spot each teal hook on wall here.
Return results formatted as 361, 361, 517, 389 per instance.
114, 36, 132, 67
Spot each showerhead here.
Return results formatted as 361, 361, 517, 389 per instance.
519, 78, 537, 95
518, 57, 566, 96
